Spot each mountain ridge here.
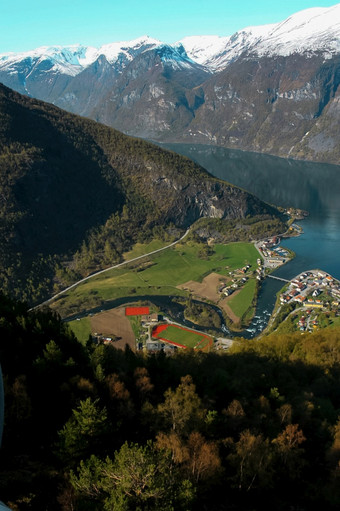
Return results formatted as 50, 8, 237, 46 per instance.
1, 4, 340, 163
2, 4, 340, 76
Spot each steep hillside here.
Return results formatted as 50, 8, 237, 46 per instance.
0, 84, 279, 304
179, 52, 340, 161
72, 44, 210, 138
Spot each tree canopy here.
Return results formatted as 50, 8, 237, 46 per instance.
1, 292, 340, 510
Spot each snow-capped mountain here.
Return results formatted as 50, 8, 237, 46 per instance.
0, 45, 96, 78
1, 4, 340, 83
180, 4, 340, 70
0, 36, 165, 104
178, 25, 275, 71
1, 4, 340, 164
0, 36, 161, 77
97, 36, 161, 65
251, 4, 340, 57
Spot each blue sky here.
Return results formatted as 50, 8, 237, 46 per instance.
1, 0, 338, 53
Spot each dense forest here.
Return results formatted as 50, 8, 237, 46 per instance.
0, 83, 284, 305
1, 291, 340, 510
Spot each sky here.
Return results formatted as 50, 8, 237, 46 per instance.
1, 0, 338, 53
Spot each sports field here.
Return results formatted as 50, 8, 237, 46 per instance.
152, 324, 213, 351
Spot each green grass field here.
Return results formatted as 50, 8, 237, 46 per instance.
68, 317, 92, 344
228, 278, 257, 319
53, 241, 259, 318
152, 324, 212, 349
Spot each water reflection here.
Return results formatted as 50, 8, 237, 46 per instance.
163, 143, 340, 218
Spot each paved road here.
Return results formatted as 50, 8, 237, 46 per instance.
30, 228, 190, 311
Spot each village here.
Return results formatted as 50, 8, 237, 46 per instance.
255, 235, 292, 271
276, 270, 340, 332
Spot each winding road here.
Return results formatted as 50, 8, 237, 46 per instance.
30, 228, 190, 311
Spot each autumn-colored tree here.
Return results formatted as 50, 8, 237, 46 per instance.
185, 432, 221, 483
156, 430, 221, 483
106, 373, 130, 401
134, 367, 154, 398
272, 423, 306, 477
157, 375, 205, 436
277, 403, 292, 426
70, 441, 195, 510
105, 373, 135, 423
227, 430, 273, 491
156, 431, 188, 464
225, 399, 245, 419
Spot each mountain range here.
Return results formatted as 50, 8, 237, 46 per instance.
1, 4, 340, 163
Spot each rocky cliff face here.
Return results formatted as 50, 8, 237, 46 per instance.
79, 45, 209, 139
178, 53, 340, 163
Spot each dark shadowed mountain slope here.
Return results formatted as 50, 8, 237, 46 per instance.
0, 84, 280, 303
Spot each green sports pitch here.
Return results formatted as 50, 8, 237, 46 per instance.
152, 324, 213, 350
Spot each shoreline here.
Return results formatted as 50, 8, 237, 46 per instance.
258, 269, 340, 337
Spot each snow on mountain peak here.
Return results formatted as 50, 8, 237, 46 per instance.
0, 36, 161, 77
1, 4, 340, 78
178, 23, 278, 71
177, 36, 231, 69
180, 4, 340, 69
0, 44, 97, 76
97, 35, 161, 64
246, 4, 340, 57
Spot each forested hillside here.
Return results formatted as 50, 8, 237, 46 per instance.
1, 292, 340, 510
0, 84, 281, 305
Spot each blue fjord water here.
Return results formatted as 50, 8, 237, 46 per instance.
163, 143, 340, 336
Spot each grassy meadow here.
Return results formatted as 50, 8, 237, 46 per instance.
228, 278, 258, 320
55, 241, 259, 321
68, 316, 92, 344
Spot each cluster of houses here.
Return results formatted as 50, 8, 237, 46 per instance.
280, 270, 340, 310
298, 314, 319, 332
276, 270, 340, 332
257, 237, 290, 269
218, 265, 252, 297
